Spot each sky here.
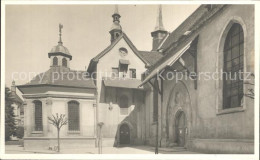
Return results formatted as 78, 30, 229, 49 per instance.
5, 4, 199, 88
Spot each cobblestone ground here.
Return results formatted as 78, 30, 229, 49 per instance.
5, 145, 199, 154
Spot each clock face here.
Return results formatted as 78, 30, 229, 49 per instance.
119, 47, 128, 57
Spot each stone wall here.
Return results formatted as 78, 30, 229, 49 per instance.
23, 95, 96, 150
145, 5, 254, 153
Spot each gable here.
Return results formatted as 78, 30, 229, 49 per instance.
98, 37, 147, 78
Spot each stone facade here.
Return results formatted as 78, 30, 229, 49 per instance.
142, 5, 254, 153
22, 94, 96, 150
17, 5, 255, 153
93, 37, 147, 146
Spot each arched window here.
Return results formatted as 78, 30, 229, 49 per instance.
223, 23, 244, 109
53, 57, 58, 66
119, 95, 129, 115
62, 58, 67, 67
115, 33, 120, 38
68, 101, 80, 131
34, 100, 43, 131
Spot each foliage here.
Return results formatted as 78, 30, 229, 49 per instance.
16, 126, 24, 139
5, 87, 16, 141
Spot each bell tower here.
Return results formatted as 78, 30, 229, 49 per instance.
48, 24, 72, 71
109, 5, 122, 43
151, 5, 168, 51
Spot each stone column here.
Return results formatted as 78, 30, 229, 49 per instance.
23, 100, 28, 137
93, 100, 97, 137
45, 98, 53, 137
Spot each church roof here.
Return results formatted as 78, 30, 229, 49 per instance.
138, 51, 163, 66
87, 32, 164, 72
48, 43, 72, 60
18, 68, 96, 91
49, 44, 71, 55
140, 5, 226, 86
160, 5, 225, 51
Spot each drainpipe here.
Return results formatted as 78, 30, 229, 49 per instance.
155, 79, 159, 154
159, 77, 163, 147
95, 90, 99, 147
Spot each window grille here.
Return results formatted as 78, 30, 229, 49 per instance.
68, 101, 80, 131
223, 23, 244, 109
34, 101, 43, 131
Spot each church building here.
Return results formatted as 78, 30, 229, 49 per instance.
16, 4, 254, 154
140, 4, 254, 153
17, 25, 97, 150
86, 6, 165, 146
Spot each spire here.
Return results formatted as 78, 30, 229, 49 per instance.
110, 5, 122, 43
112, 5, 121, 23
58, 23, 63, 45
154, 5, 166, 31
151, 5, 168, 51
114, 5, 119, 15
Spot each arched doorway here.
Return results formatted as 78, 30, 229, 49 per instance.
119, 124, 130, 144
175, 111, 187, 147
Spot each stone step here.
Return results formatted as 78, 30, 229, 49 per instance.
159, 146, 187, 152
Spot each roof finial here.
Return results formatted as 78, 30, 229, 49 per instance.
58, 23, 63, 45
154, 5, 165, 31
114, 5, 119, 14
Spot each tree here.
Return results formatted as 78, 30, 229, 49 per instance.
48, 113, 68, 153
5, 87, 16, 141
16, 126, 24, 139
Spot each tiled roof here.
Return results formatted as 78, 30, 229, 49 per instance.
160, 5, 225, 51
19, 67, 96, 89
103, 77, 143, 89
142, 5, 226, 83
138, 51, 164, 66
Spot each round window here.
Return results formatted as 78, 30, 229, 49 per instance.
119, 47, 128, 57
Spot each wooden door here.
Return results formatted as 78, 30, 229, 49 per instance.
120, 124, 130, 144
176, 112, 186, 147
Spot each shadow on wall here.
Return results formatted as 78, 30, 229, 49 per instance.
113, 107, 138, 147
112, 91, 144, 147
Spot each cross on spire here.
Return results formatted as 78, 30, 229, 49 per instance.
58, 23, 63, 45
